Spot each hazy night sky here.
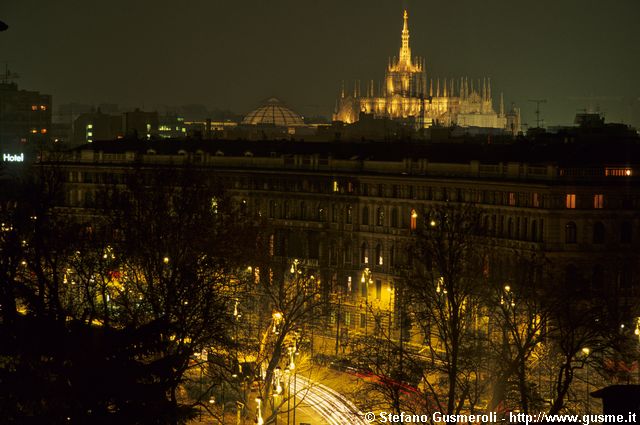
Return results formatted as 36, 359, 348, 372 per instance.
1, 0, 639, 127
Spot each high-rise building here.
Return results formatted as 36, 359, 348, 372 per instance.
0, 80, 51, 149
333, 11, 521, 134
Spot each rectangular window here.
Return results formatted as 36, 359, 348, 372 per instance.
360, 313, 366, 328
565, 194, 576, 209
410, 210, 417, 231
593, 194, 604, 209
333, 180, 339, 192
508, 192, 516, 206
532, 192, 540, 208
375, 279, 382, 300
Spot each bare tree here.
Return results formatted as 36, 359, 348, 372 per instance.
408, 204, 491, 416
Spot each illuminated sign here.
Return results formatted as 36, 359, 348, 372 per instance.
2, 153, 24, 162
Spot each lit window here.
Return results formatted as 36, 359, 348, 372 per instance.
361, 243, 369, 264
40, 128, 47, 134
30, 128, 37, 134
508, 192, 516, 206
605, 167, 633, 177
532, 192, 540, 208
593, 194, 604, 209
565, 194, 576, 209
87, 132, 93, 137
146, 124, 151, 132
410, 209, 418, 230
40, 105, 47, 111
31, 105, 37, 111
87, 124, 93, 129
333, 180, 339, 192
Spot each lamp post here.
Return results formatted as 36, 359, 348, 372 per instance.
273, 366, 283, 425
582, 347, 590, 414
361, 268, 372, 337
284, 366, 291, 425
255, 397, 264, 425
290, 340, 298, 425
636, 319, 640, 384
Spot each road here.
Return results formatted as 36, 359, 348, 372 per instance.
293, 374, 368, 425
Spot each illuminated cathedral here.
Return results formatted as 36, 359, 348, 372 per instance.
334, 10, 520, 133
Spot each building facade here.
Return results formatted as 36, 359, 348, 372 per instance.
333, 11, 521, 134
47, 138, 640, 352
0, 81, 51, 149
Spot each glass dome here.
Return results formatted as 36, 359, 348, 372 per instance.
242, 98, 305, 127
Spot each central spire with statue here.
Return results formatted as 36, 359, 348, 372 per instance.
333, 10, 520, 134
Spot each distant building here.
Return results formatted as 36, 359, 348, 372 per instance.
73, 110, 123, 144
158, 114, 186, 139
334, 10, 520, 134
124, 109, 158, 139
0, 81, 51, 149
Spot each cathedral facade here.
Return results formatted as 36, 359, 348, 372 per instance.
333, 11, 520, 133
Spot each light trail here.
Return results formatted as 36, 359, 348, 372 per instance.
293, 374, 368, 425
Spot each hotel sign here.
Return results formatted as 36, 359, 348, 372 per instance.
2, 153, 24, 162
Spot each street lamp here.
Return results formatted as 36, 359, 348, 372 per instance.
272, 311, 283, 334
361, 268, 373, 336
582, 347, 591, 414
255, 397, 264, 425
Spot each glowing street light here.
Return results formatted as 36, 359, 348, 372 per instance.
255, 397, 264, 425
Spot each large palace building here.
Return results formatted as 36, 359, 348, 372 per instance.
46, 134, 640, 353
333, 11, 521, 134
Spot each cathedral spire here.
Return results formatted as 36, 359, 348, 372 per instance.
399, 10, 412, 69
483, 78, 487, 101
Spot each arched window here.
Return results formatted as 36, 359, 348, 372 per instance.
362, 206, 369, 225
619, 263, 633, 289
329, 241, 338, 266
346, 205, 353, 224
344, 242, 352, 264
410, 209, 418, 231
389, 245, 395, 267
376, 207, 384, 226
621, 221, 632, 244
565, 264, 578, 286
361, 242, 369, 264
531, 220, 538, 242
565, 222, 577, 244
592, 265, 604, 291
283, 200, 290, 219
375, 244, 383, 265
317, 204, 325, 221
391, 207, 398, 228
331, 204, 338, 222
299, 201, 306, 220
269, 200, 277, 218
507, 217, 513, 238
593, 222, 605, 244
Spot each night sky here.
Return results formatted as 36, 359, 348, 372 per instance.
1, 0, 639, 127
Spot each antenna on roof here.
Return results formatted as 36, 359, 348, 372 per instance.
0, 63, 19, 84
528, 99, 547, 128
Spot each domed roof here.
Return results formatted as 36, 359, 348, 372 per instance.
242, 98, 305, 127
